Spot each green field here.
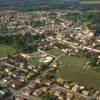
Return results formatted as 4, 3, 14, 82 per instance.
47, 48, 100, 89
0, 44, 16, 58
46, 48, 62, 57
56, 55, 100, 89
32, 96, 41, 100
30, 56, 40, 66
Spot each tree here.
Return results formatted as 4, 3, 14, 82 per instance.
90, 53, 98, 67
42, 92, 55, 100
46, 72, 55, 79
0, 23, 8, 34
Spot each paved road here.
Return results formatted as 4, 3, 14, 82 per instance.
51, 53, 65, 64
0, 57, 8, 66
4, 63, 28, 73
0, 57, 7, 60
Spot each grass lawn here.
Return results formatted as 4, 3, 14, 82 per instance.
32, 96, 41, 100
0, 44, 16, 58
56, 55, 100, 89
30, 56, 40, 66
46, 48, 62, 57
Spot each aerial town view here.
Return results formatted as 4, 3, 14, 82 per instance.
0, 0, 100, 100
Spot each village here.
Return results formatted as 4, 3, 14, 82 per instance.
0, 11, 100, 100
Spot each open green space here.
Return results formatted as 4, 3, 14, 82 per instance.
32, 96, 41, 100
56, 55, 100, 89
0, 44, 16, 58
46, 48, 62, 57
30, 56, 40, 66
30, 55, 54, 67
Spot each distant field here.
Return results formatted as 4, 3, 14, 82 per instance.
80, 0, 100, 4
56, 55, 100, 89
0, 44, 16, 58
80, 0, 100, 1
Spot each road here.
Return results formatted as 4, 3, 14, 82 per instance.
0, 57, 8, 66
4, 63, 28, 73
51, 53, 65, 65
